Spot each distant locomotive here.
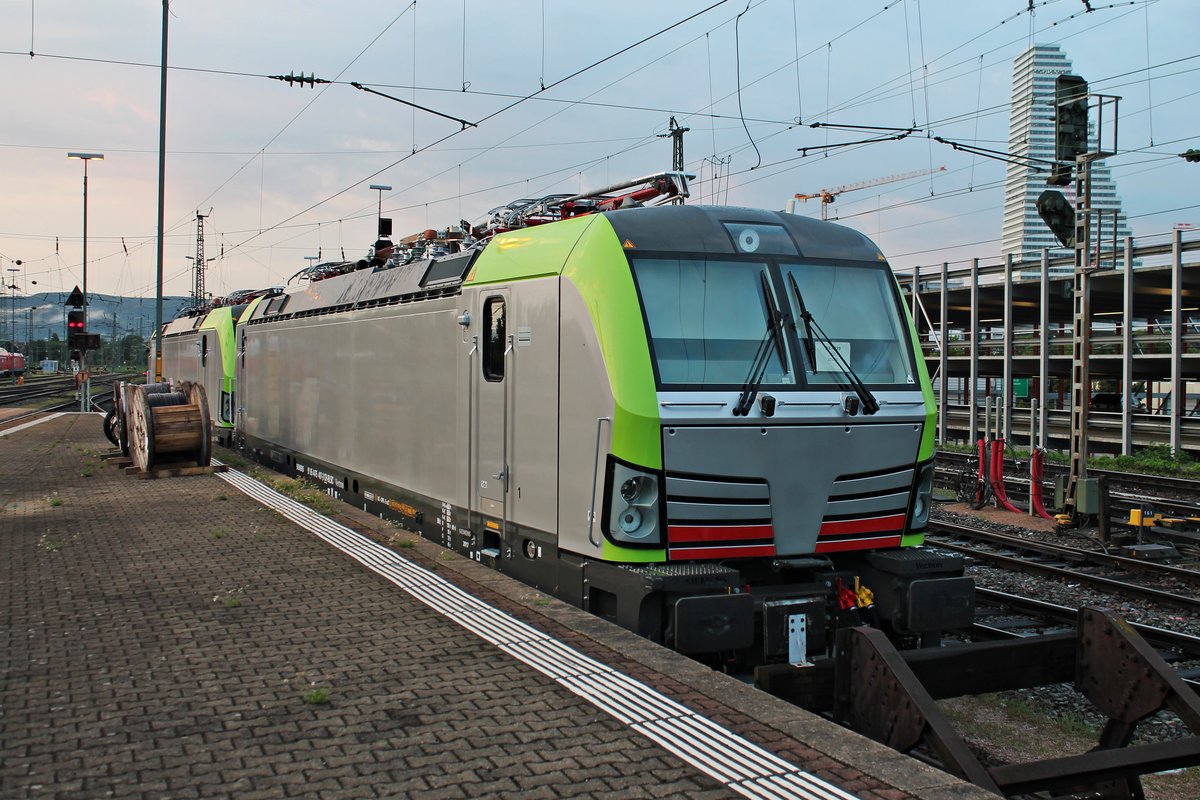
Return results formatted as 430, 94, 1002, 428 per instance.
0, 348, 26, 378
155, 290, 278, 446
162, 174, 974, 663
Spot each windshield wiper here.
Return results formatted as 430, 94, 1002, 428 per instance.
733, 273, 788, 416
786, 273, 818, 372
787, 272, 879, 416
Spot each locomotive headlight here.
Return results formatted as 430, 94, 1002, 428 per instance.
618, 507, 643, 533
604, 460, 663, 546
620, 475, 652, 503
736, 228, 761, 253
908, 460, 935, 532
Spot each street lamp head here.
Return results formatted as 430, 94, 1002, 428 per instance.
67, 152, 105, 161
369, 184, 392, 192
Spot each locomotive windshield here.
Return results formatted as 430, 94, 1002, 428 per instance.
779, 262, 916, 387
632, 256, 794, 387
631, 255, 916, 389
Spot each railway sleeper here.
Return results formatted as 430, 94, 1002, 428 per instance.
758, 606, 1200, 798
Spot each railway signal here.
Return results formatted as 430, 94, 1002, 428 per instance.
1054, 74, 1089, 162
1036, 189, 1075, 248
65, 286, 99, 351
66, 309, 99, 351
67, 309, 86, 348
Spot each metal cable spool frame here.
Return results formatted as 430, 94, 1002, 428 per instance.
110, 381, 174, 456
127, 380, 212, 471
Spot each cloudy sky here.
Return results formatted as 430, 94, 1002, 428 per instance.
0, 0, 1195, 302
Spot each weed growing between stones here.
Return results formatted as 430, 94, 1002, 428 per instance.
213, 588, 244, 608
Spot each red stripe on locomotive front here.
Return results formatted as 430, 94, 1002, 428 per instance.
669, 544, 777, 560
814, 535, 903, 553
667, 524, 774, 543
818, 513, 906, 536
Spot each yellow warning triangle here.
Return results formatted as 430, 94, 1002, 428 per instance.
622, 239, 636, 249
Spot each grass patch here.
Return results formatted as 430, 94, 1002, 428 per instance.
211, 527, 226, 539
941, 691, 1103, 761
213, 493, 228, 502
1090, 445, 1200, 479
43, 540, 62, 552
80, 466, 94, 478
269, 477, 336, 513
213, 588, 244, 608
215, 449, 249, 469
303, 688, 331, 705
942, 442, 1197, 476
385, 532, 416, 548
244, 466, 337, 515
48, 495, 63, 508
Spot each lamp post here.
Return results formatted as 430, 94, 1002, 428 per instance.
1, 257, 20, 353
6, 267, 18, 352
67, 151, 103, 411
369, 184, 391, 233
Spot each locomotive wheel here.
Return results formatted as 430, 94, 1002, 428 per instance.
103, 408, 120, 447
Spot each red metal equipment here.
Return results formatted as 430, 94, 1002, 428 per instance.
1029, 449, 1056, 520
989, 439, 1023, 514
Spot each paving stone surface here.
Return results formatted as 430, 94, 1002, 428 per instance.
0, 413, 989, 800
0, 416, 732, 798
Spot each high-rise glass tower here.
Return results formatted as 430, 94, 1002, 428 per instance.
1001, 44, 1133, 271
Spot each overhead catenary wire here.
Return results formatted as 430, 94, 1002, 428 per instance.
11, 0, 1190, 299
733, 1, 761, 169
227, 0, 735, 256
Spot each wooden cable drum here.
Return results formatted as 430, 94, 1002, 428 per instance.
127, 380, 212, 472
114, 381, 173, 457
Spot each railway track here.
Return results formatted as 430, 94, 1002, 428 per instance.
927, 518, 1200, 614
972, 587, 1200, 662
0, 372, 139, 409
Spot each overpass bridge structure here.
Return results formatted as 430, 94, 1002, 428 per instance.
899, 228, 1200, 455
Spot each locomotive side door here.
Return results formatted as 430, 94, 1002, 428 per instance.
472, 290, 510, 554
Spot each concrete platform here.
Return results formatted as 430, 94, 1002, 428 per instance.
0, 412, 992, 799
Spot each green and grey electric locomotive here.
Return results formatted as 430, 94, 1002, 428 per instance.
233, 185, 972, 663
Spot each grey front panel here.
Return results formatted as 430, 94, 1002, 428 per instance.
161, 331, 201, 385
662, 423, 922, 555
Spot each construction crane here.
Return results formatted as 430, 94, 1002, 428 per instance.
788, 166, 946, 220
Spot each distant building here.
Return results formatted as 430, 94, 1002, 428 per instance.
1000, 44, 1133, 272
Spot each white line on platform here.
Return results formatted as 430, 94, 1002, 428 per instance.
215, 463, 860, 800
0, 412, 68, 436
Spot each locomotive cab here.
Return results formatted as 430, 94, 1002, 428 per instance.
563, 206, 973, 662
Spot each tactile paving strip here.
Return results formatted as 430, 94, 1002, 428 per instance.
217, 464, 858, 800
